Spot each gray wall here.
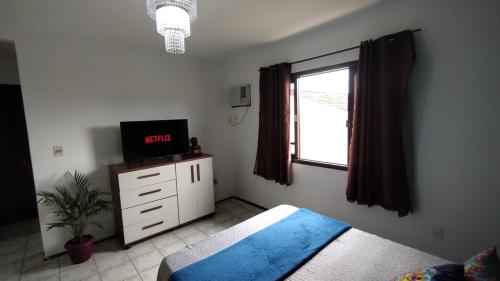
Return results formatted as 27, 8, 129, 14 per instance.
0, 59, 20, 84
221, 0, 500, 261
0, 42, 20, 84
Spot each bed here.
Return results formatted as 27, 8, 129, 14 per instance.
158, 205, 449, 281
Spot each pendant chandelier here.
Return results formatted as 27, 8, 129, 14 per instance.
146, 0, 197, 54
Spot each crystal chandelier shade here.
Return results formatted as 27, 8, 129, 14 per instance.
156, 6, 191, 37
164, 29, 185, 54
146, 0, 197, 54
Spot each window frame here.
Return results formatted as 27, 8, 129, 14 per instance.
291, 61, 358, 171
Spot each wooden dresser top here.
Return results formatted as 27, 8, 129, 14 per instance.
109, 154, 213, 174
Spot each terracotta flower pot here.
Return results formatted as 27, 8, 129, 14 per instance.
65, 235, 94, 264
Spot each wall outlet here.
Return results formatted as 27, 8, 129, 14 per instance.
432, 228, 445, 242
53, 146, 63, 157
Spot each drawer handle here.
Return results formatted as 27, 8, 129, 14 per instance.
190, 165, 194, 183
142, 221, 163, 230
137, 173, 160, 180
140, 205, 163, 214
138, 189, 162, 197
196, 164, 200, 182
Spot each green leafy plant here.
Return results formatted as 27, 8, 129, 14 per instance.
37, 171, 112, 244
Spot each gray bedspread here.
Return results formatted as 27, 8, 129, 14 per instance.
158, 205, 449, 281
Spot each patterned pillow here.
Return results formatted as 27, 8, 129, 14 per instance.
464, 247, 500, 281
393, 264, 465, 281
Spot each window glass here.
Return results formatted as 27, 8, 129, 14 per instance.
295, 67, 350, 165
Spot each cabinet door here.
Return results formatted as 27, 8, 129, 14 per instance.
176, 161, 198, 224
195, 158, 215, 217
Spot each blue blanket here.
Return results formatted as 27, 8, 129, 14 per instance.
169, 208, 351, 281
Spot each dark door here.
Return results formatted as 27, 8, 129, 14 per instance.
0, 84, 37, 226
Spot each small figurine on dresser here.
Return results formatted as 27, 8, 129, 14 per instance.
190, 137, 202, 155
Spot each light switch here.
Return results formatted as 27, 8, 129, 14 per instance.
53, 146, 63, 157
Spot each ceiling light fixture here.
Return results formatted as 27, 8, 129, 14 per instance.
146, 0, 197, 54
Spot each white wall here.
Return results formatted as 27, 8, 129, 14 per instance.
222, 0, 500, 262
0, 28, 229, 256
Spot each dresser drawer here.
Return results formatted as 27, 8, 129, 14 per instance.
123, 208, 179, 244
120, 180, 177, 209
122, 196, 178, 227
118, 164, 176, 191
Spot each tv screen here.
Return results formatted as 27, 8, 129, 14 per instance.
120, 119, 189, 162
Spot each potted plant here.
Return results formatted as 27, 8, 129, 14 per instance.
37, 171, 112, 264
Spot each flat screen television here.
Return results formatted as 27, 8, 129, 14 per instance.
120, 119, 190, 162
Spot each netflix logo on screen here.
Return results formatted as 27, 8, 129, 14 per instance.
120, 119, 189, 162
145, 134, 172, 144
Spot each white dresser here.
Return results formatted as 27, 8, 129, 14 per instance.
109, 154, 215, 247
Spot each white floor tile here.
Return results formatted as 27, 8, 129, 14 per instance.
0, 250, 25, 267
181, 232, 207, 246
157, 241, 186, 257
93, 240, 129, 273
0, 237, 27, 256
237, 211, 256, 220
202, 225, 226, 236
94, 250, 129, 273
24, 245, 43, 259
126, 241, 155, 260
192, 218, 216, 232
21, 253, 47, 272
219, 217, 243, 229
24, 234, 43, 258
28, 220, 40, 236
82, 274, 101, 281
0, 260, 22, 280
151, 233, 182, 250
0, 235, 27, 246
216, 199, 237, 209
123, 274, 142, 281
173, 225, 199, 239
93, 240, 122, 253
228, 206, 247, 217
99, 262, 138, 281
139, 264, 160, 281
213, 212, 232, 224
60, 257, 98, 281
20, 259, 59, 281
3, 273, 21, 281
57, 254, 76, 269
131, 249, 163, 273
0, 222, 30, 241
27, 233, 41, 247
40, 274, 61, 281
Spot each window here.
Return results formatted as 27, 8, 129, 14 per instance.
290, 62, 357, 170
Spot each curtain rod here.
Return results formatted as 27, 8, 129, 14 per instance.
290, 28, 422, 65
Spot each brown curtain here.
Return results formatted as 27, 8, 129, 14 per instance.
254, 63, 293, 186
346, 30, 416, 217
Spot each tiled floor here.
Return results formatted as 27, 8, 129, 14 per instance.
0, 198, 264, 281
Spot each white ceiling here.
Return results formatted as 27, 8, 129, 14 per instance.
0, 0, 381, 58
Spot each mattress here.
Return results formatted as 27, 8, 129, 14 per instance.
158, 205, 449, 281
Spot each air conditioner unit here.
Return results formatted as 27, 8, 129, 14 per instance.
230, 84, 251, 108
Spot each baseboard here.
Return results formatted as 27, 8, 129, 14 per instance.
216, 195, 268, 211
215, 196, 234, 204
